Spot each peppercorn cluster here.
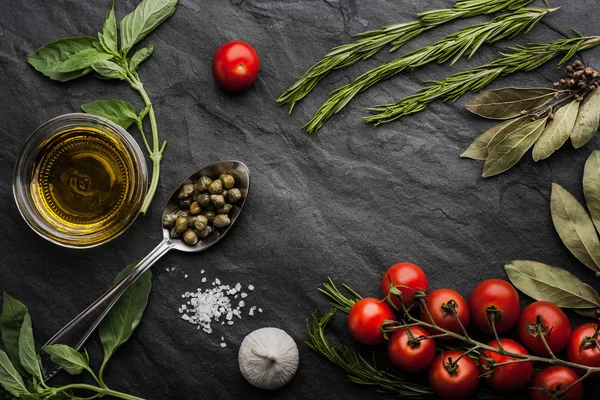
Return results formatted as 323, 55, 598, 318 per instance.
554, 60, 599, 95
162, 173, 243, 245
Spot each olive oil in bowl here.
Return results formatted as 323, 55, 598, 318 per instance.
14, 114, 148, 248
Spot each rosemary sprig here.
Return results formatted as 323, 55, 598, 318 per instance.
303, 7, 555, 134
366, 35, 600, 126
277, 0, 534, 112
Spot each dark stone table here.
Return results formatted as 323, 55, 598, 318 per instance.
1, 0, 599, 398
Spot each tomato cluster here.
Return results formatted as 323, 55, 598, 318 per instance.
346, 262, 600, 400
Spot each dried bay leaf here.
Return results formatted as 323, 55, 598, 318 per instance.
583, 150, 600, 234
551, 183, 600, 272
532, 100, 580, 161
461, 116, 528, 160
465, 87, 557, 120
482, 117, 547, 177
571, 88, 600, 148
505, 260, 600, 309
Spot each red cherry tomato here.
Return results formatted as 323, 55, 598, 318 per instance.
479, 338, 533, 392
517, 301, 571, 356
212, 41, 260, 92
420, 289, 470, 339
428, 350, 479, 400
469, 279, 520, 334
566, 323, 600, 374
347, 298, 395, 345
530, 366, 584, 400
381, 262, 428, 310
387, 326, 436, 373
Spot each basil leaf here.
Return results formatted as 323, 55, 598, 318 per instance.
120, 0, 177, 55
461, 116, 528, 160
81, 100, 139, 129
0, 350, 28, 397
584, 150, 600, 234
571, 88, 600, 149
0, 293, 28, 378
482, 116, 547, 178
27, 37, 111, 81
99, 1, 118, 55
505, 260, 600, 309
551, 183, 600, 272
43, 345, 91, 376
17, 314, 41, 382
532, 100, 580, 161
99, 262, 152, 364
92, 60, 127, 80
129, 43, 154, 72
465, 88, 557, 120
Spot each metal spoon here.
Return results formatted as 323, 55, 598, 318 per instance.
42, 160, 250, 379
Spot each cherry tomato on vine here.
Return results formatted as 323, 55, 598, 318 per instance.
530, 366, 584, 400
347, 298, 395, 345
566, 323, 600, 374
212, 41, 260, 92
469, 279, 520, 334
420, 289, 470, 338
387, 326, 436, 373
428, 350, 479, 400
517, 301, 571, 356
381, 262, 428, 310
479, 338, 533, 392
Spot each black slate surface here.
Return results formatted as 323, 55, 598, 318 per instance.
1, 0, 600, 399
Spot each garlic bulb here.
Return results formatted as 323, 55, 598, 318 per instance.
238, 327, 299, 390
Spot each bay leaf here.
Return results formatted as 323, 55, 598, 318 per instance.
465, 87, 557, 120
532, 100, 580, 161
505, 260, 600, 309
571, 88, 600, 148
482, 116, 547, 177
584, 150, 600, 234
461, 116, 528, 160
551, 183, 600, 272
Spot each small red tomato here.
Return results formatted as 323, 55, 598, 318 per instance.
212, 41, 260, 92
347, 298, 395, 345
469, 279, 520, 334
566, 323, 600, 374
428, 350, 479, 400
479, 338, 533, 392
530, 366, 584, 400
517, 301, 571, 356
421, 289, 470, 339
381, 262, 428, 310
388, 326, 436, 373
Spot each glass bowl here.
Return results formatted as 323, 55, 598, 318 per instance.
13, 113, 148, 248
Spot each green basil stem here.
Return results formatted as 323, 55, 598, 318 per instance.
51, 383, 144, 400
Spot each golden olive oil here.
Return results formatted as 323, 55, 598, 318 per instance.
31, 126, 132, 233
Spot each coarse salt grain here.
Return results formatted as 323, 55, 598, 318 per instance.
202, 277, 207, 283
248, 285, 254, 291
241, 292, 247, 298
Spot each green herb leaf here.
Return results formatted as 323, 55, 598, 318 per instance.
0, 350, 28, 397
27, 37, 110, 82
532, 100, 580, 161
465, 87, 557, 120
571, 88, 600, 148
551, 183, 600, 272
505, 260, 600, 308
583, 150, 600, 234
482, 116, 547, 177
43, 344, 91, 376
129, 43, 154, 72
120, 0, 177, 55
99, 1, 118, 55
81, 100, 139, 129
92, 60, 127, 80
0, 293, 28, 378
461, 116, 529, 160
17, 314, 41, 382
99, 262, 152, 365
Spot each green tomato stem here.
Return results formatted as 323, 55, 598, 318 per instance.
51, 383, 144, 400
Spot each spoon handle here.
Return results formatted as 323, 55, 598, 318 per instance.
42, 238, 174, 380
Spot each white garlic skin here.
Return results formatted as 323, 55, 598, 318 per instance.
238, 327, 299, 390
